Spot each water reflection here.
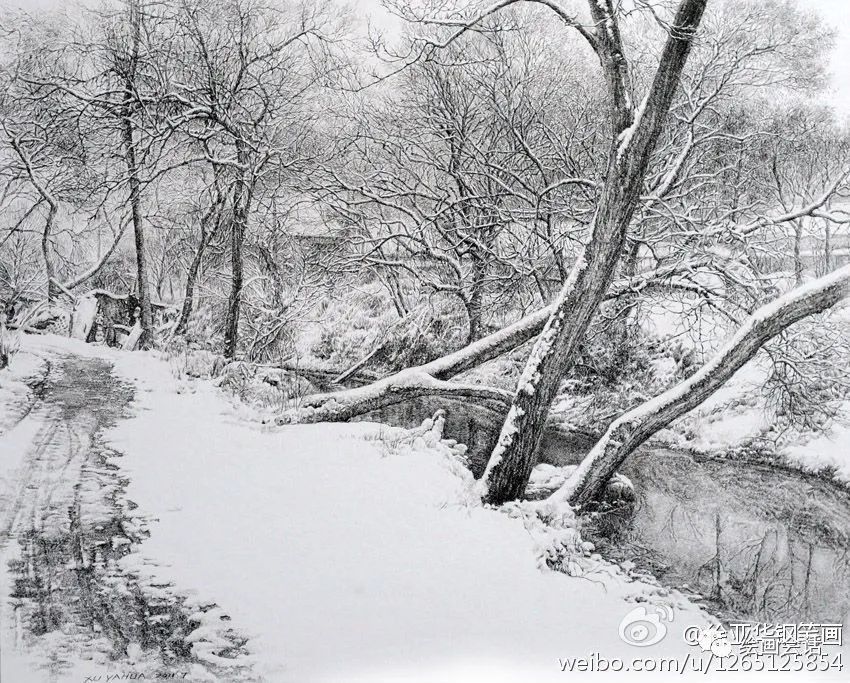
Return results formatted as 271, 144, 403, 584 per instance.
369, 398, 850, 625
590, 451, 850, 625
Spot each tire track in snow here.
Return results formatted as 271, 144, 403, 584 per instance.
0, 350, 258, 681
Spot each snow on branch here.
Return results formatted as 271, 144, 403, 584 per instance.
552, 263, 850, 508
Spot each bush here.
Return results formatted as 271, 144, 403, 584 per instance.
217, 360, 316, 410
763, 317, 850, 433
570, 316, 655, 392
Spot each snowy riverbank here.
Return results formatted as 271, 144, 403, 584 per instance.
1, 334, 721, 682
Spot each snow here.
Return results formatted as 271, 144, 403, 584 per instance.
69, 293, 98, 340
784, 403, 850, 483
616, 93, 648, 162
7, 334, 715, 682
669, 360, 769, 451
0, 347, 50, 524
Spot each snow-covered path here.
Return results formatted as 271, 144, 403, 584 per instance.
1, 336, 714, 682
0, 342, 255, 682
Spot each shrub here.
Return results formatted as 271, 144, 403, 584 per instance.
763, 317, 850, 433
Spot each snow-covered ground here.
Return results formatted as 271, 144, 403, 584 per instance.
655, 356, 850, 484
2, 335, 719, 682
784, 404, 850, 482
640, 293, 850, 484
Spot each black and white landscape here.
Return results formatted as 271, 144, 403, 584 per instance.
1, 0, 850, 681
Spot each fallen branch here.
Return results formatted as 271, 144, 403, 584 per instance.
285, 258, 718, 421
277, 360, 380, 388
333, 340, 385, 385
278, 369, 512, 424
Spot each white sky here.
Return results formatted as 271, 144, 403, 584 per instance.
5, 0, 850, 115
795, 0, 850, 116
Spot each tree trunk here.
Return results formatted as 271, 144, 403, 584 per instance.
478, 0, 709, 505
552, 263, 850, 508
176, 172, 226, 336
120, 0, 154, 349
823, 218, 833, 275
223, 145, 253, 359
223, 203, 245, 359
466, 253, 486, 343
175, 241, 207, 336
42, 202, 60, 302
375, 254, 409, 318
122, 119, 153, 347
614, 239, 642, 342
793, 219, 804, 286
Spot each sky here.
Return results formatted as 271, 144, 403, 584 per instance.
5, 0, 850, 116
796, 0, 850, 116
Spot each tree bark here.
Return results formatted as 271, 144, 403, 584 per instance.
175, 239, 207, 336
120, 0, 154, 348
42, 201, 61, 302
478, 0, 709, 505
175, 211, 223, 335
223, 144, 253, 359
552, 264, 850, 508
465, 252, 487, 343
223, 202, 245, 358
793, 219, 804, 285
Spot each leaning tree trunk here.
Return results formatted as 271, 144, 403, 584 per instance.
552, 263, 850, 507
175, 239, 207, 336
478, 0, 709, 505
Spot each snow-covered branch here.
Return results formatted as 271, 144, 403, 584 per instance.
553, 263, 850, 507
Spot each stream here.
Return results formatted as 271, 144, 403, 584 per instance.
367, 398, 850, 627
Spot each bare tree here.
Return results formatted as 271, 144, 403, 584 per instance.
157, 0, 345, 357
114, 0, 155, 345
461, 0, 710, 504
